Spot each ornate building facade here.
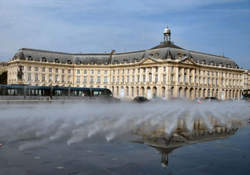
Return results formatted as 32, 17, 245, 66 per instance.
7, 27, 250, 100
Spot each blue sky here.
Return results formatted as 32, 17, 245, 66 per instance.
0, 0, 249, 69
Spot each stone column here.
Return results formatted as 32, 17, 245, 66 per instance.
187, 68, 190, 84
175, 67, 179, 83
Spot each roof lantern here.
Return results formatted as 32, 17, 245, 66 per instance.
163, 26, 171, 42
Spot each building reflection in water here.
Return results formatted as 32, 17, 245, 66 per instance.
133, 118, 239, 167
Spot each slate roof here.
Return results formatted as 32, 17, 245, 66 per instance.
11, 41, 239, 68
151, 41, 183, 49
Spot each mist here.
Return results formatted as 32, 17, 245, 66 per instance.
0, 100, 249, 151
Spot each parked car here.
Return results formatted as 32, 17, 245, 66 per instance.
133, 96, 149, 103
202, 97, 220, 102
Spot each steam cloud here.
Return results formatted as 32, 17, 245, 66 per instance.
0, 100, 249, 151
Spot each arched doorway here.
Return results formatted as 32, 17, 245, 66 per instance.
178, 87, 182, 97
233, 90, 236, 99
131, 87, 134, 97
184, 87, 188, 98
126, 86, 129, 97
198, 88, 202, 98
203, 89, 206, 97
147, 87, 151, 99
120, 86, 124, 98
170, 87, 174, 98
116, 86, 119, 97
207, 89, 210, 97
221, 90, 225, 100
153, 87, 157, 98
194, 88, 197, 99
162, 87, 166, 98
190, 88, 194, 99
141, 87, 145, 96
236, 90, 239, 99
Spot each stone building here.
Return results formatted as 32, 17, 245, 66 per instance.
243, 70, 250, 90
7, 27, 250, 100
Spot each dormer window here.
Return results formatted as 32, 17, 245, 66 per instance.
28, 56, 33, 61
67, 60, 72, 64
210, 61, 214, 65
124, 59, 128, 63
42, 57, 47, 62
55, 58, 60, 63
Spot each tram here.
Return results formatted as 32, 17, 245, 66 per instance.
0, 84, 113, 100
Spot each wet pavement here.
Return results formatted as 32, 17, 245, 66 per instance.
0, 126, 250, 175
0, 102, 250, 175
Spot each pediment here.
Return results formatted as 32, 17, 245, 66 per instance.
179, 57, 197, 65
139, 57, 158, 65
